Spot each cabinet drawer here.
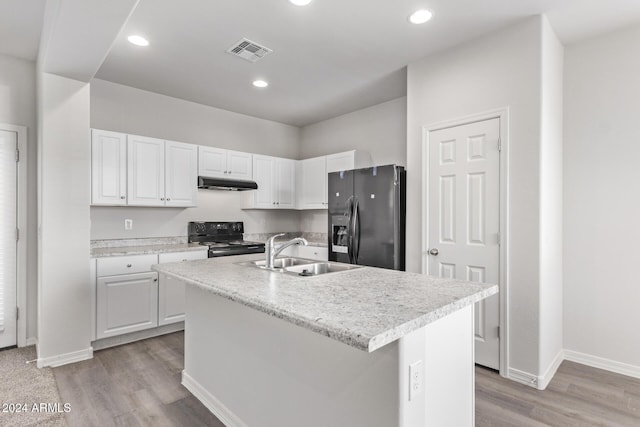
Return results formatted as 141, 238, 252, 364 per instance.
97, 254, 159, 276
158, 250, 208, 263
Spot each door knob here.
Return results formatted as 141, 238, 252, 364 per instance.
429, 248, 439, 256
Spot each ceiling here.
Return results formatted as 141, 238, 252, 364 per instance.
3, 0, 640, 126
0, 0, 46, 61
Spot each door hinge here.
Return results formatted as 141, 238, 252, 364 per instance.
16, 228, 19, 241
497, 325, 500, 337
15, 148, 20, 162
16, 307, 19, 320
497, 138, 502, 152
497, 232, 501, 246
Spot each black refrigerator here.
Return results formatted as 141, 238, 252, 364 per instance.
328, 164, 406, 271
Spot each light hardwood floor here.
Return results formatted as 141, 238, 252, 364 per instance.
53, 332, 640, 426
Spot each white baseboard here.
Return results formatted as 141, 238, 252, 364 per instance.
537, 349, 564, 390
182, 370, 247, 427
37, 346, 93, 368
564, 350, 640, 380
507, 367, 539, 389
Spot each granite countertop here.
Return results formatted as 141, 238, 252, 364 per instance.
91, 243, 207, 258
152, 254, 498, 352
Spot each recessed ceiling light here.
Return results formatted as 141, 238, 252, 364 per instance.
253, 80, 269, 88
127, 35, 149, 46
408, 9, 433, 25
289, 0, 312, 6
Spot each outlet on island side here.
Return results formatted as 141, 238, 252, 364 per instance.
409, 360, 423, 401
125, 219, 133, 230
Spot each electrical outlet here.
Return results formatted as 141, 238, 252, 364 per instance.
409, 360, 423, 401
125, 219, 133, 230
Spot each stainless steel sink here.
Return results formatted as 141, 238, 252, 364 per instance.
237, 257, 316, 271
252, 257, 314, 269
237, 257, 361, 276
284, 262, 361, 276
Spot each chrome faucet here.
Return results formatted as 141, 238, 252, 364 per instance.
265, 233, 308, 269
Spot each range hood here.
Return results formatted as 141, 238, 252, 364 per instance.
198, 176, 258, 191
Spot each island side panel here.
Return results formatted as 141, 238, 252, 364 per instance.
423, 305, 474, 426
183, 285, 401, 427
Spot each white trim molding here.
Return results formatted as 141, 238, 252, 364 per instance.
182, 370, 248, 427
0, 123, 28, 348
421, 107, 510, 377
36, 346, 93, 368
537, 349, 565, 390
507, 367, 539, 389
564, 350, 640, 380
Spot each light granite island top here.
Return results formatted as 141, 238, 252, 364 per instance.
153, 254, 498, 426
152, 254, 497, 352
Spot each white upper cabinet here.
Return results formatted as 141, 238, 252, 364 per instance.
326, 150, 358, 173
198, 146, 252, 181
252, 155, 275, 208
165, 140, 198, 207
296, 150, 371, 210
251, 155, 295, 209
91, 129, 127, 205
128, 135, 165, 206
275, 158, 296, 208
198, 146, 226, 177
226, 150, 253, 180
298, 156, 327, 209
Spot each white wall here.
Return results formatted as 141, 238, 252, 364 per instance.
298, 96, 407, 233
564, 23, 640, 372
407, 17, 544, 376
538, 18, 564, 381
90, 79, 302, 239
300, 97, 407, 166
0, 54, 38, 342
37, 72, 92, 364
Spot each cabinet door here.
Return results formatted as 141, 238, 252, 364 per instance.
275, 158, 296, 208
158, 250, 207, 325
299, 156, 327, 209
198, 146, 227, 178
91, 129, 127, 205
96, 272, 158, 339
253, 155, 275, 208
326, 151, 355, 173
127, 135, 165, 206
158, 274, 186, 325
227, 150, 253, 180
165, 140, 197, 207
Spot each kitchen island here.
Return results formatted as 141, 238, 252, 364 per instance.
152, 254, 498, 427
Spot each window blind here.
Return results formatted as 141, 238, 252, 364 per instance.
0, 130, 18, 333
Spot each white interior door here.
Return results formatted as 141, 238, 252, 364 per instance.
426, 118, 500, 370
0, 130, 18, 348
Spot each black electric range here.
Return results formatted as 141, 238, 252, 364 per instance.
188, 221, 265, 258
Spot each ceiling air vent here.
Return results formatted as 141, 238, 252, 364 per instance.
226, 38, 273, 63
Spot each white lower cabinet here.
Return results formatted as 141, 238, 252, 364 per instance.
96, 271, 159, 339
158, 250, 208, 325
94, 250, 207, 340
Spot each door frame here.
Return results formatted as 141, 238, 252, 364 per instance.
421, 107, 510, 376
0, 123, 28, 347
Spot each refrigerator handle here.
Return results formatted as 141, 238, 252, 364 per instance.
346, 196, 354, 264
352, 197, 360, 264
